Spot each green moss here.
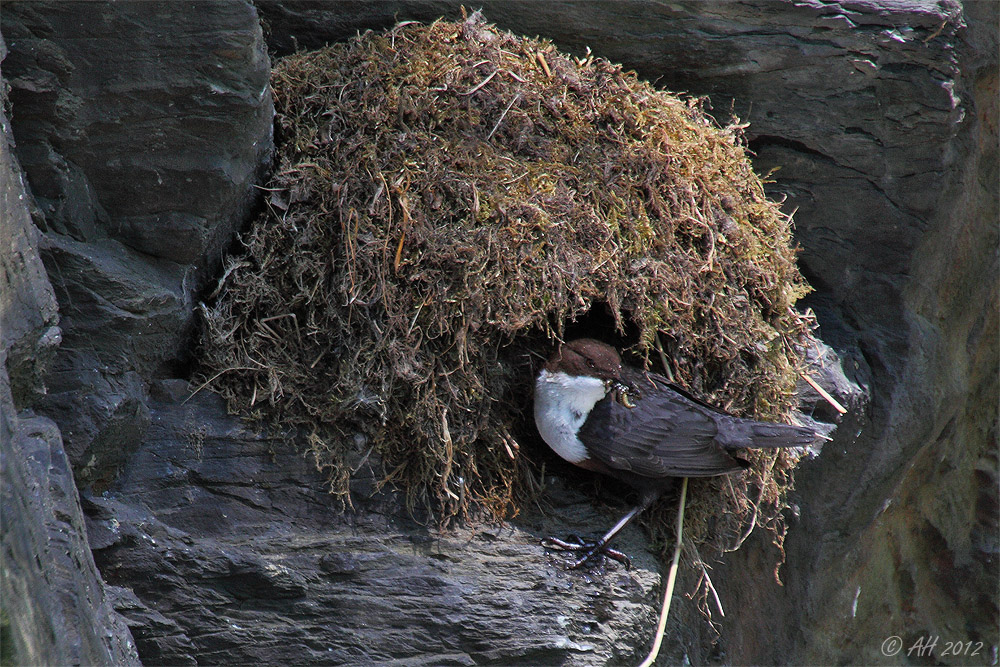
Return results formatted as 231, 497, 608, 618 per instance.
198, 12, 815, 557
0, 607, 14, 667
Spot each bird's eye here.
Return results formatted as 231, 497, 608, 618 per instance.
587, 359, 595, 368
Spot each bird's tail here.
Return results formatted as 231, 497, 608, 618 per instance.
718, 418, 817, 450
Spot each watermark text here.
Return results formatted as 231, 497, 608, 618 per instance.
881, 635, 986, 659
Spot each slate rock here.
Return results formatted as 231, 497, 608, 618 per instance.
0, 92, 139, 666
0, 46, 59, 406
86, 382, 665, 666
0, 393, 141, 667
1, 0, 274, 476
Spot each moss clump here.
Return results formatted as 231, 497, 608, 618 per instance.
198, 12, 813, 557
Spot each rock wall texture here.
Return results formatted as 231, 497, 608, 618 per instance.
82, 380, 664, 665
1, 0, 996, 665
1, 61, 139, 665
1, 0, 273, 488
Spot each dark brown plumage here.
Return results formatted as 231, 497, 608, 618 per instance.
535, 338, 816, 567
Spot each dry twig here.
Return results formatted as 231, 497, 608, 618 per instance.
639, 477, 689, 667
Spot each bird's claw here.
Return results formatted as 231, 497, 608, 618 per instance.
541, 535, 632, 570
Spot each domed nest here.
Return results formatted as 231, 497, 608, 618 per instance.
199, 12, 816, 567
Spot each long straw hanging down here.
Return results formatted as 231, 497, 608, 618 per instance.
638, 476, 689, 667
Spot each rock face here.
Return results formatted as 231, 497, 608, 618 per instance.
0, 370, 140, 666
1, 76, 139, 665
0, 1, 996, 665
1, 0, 273, 486
84, 380, 662, 665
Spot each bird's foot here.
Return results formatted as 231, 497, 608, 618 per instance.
541, 534, 632, 570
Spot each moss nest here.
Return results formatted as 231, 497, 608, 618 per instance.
198, 12, 815, 562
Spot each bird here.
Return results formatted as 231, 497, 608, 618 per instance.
534, 337, 817, 568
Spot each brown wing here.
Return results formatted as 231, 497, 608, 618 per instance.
577, 368, 745, 478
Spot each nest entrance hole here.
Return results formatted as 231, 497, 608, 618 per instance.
196, 13, 816, 576
562, 302, 641, 353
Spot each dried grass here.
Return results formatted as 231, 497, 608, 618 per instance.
197, 12, 814, 560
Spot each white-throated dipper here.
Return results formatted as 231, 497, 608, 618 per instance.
534, 338, 816, 568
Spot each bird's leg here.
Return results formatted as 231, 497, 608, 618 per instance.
541, 535, 633, 568
543, 489, 662, 569
566, 502, 645, 569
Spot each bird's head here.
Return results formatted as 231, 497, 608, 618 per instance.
546, 338, 622, 381
545, 339, 642, 405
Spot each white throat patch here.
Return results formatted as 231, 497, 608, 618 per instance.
534, 369, 608, 464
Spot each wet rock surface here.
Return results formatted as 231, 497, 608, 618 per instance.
85, 382, 662, 666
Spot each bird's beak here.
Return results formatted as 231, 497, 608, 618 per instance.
607, 372, 641, 408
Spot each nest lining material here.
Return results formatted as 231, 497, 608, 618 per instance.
198, 12, 814, 560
